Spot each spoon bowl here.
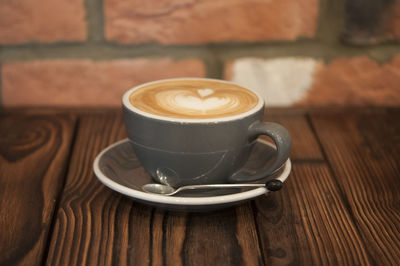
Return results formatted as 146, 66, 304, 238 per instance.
142, 183, 176, 195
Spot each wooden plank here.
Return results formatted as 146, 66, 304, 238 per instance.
46, 113, 263, 265
45, 113, 129, 266
254, 113, 372, 265
0, 113, 76, 266
262, 113, 324, 160
182, 204, 263, 266
254, 164, 371, 265
310, 109, 400, 264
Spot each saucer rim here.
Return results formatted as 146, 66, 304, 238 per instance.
93, 138, 291, 206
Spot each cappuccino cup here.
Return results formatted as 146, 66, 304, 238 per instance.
122, 78, 291, 187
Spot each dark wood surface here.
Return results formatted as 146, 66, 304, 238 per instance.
0, 108, 399, 266
310, 109, 400, 265
0, 114, 76, 266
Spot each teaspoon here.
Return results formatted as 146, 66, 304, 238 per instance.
142, 179, 283, 196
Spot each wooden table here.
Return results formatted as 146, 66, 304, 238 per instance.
0, 108, 399, 266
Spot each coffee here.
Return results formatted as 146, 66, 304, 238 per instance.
123, 78, 291, 186
129, 79, 259, 119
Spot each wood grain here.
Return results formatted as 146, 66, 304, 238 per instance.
254, 112, 372, 265
45, 113, 129, 266
254, 164, 371, 265
0, 114, 76, 266
262, 113, 324, 160
182, 204, 263, 266
310, 109, 400, 265
46, 113, 263, 266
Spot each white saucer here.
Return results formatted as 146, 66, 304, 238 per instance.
93, 139, 291, 211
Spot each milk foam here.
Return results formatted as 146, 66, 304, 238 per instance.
174, 95, 231, 112
155, 88, 237, 114
128, 79, 259, 119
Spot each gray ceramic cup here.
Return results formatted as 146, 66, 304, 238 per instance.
122, 78, 292, 187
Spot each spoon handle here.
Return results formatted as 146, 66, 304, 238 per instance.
175, 183, 263, 193
175, 179, 283, 194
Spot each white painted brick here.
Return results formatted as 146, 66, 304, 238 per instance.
226, 57, 319, 106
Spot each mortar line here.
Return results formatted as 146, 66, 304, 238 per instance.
315, 0, 347, 44
84, 0, 105, 42
1, 41, 399, 64
0, 62, 2, 105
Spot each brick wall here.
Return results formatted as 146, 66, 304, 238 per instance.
1, 0, 399, 107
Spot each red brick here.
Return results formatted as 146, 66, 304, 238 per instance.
299, 56, 400, 106
0, 0, 86, 44
105, 0, 318, 44
2, 59, 205, 106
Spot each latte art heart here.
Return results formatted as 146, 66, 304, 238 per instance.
160, 92, 235, 114
197, 88, 214, 97
175, 95, 231, 111
129, 80, 259, 119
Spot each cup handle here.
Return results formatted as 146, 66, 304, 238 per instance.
229, 121, 292, 183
